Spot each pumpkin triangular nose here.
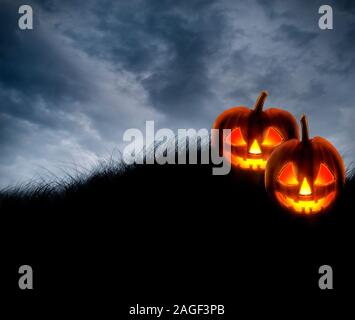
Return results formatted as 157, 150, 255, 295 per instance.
299, 178, 312, 196
249, 139, 262, 154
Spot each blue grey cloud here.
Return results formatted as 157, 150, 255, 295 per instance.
1, 0, 355, 187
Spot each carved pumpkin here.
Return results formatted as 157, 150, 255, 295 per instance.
265, 115, 345, 214
213, 91, 299, 170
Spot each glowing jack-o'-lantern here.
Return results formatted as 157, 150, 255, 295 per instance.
213, 91, 299, 170
265, 115, 345, 214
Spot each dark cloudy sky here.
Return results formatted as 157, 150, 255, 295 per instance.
1, 0, 355, 187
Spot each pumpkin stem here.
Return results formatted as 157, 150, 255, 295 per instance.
300, 114, 310, 142
254, 90, 268, 112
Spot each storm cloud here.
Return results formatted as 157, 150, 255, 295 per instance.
1, 0, 355, 187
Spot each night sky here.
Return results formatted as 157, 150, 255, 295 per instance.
1, 0, 355, 187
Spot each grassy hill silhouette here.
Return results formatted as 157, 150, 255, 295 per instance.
1, 143, 354, 309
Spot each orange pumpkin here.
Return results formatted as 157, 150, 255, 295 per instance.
213, 91, 299, 170
265, 114, 345, 214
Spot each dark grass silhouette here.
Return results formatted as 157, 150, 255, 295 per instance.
1, 143, 354, 311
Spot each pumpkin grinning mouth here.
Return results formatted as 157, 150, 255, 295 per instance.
227, 152, 267, 170
275, 191, 336, 214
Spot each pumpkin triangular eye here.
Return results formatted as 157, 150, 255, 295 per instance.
226, 127, 247, 146
278, 162, 299, 185
315, 163, 335, 186
262, 127, 283, 146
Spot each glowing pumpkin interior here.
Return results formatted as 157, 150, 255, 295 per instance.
225, 126, 284, 170
275, 162, 336, 214
262, 127, 284, 146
